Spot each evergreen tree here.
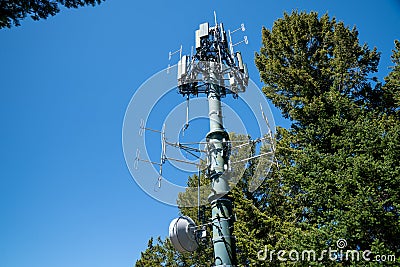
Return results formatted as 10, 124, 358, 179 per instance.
382, 40, 400, 115
0, 0, 104, 29
255, 11, 399, 266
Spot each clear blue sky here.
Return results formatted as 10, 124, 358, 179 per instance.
0, 1, 399, 266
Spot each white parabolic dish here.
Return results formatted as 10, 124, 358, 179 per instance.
168, 216, 198, 252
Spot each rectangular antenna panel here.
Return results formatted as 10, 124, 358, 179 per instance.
195, 23, 209, 49
220, 23, 226, 42
198, 22, 209, 37
177, 58, 182, 79
177, 55, 188, 80
195, 30, 201, 49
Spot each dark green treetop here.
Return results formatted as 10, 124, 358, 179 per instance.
255, 10, 399, 265
0, 0, 104, 29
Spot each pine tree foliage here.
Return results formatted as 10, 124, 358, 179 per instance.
255, 11, 382, 125
136, 11, 399, 266
0, 0, 104, 28
255, 11, 399, 265
382, 40, 400, 115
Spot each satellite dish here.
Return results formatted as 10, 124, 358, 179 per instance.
169, 216, 198, 252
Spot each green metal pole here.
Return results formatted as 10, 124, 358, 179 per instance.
207, 63, 237, 266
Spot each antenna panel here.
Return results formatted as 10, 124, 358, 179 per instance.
195, 30, 201, 49
198, 22, 209, 37
177, 55, 188, 80
236, 51, 244, 72
220, 23, 226, 42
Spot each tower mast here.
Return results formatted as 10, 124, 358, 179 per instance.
170, 15, 248, 266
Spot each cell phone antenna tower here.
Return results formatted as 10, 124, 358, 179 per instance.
168, 13, 249, 266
